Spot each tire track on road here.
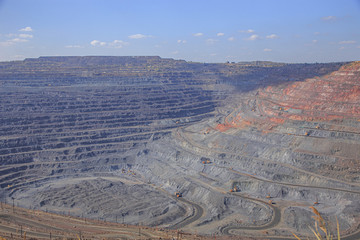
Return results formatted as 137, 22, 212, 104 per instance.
167, 197, 204, 230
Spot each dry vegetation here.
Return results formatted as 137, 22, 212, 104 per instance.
292, 207, 340, 240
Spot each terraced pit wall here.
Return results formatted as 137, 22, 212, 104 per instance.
0, 56, 355, 238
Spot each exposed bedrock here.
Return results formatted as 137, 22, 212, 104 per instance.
1, 57, 359, 238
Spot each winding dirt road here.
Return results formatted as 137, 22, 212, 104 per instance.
168, 198, 204, 230
220, 193, 281, 235
172, 126, 360, 239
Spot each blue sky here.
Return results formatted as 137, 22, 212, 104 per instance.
0, 0, 359, 63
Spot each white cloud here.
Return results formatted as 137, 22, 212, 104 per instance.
19, 27, 33, 32
5, 33, 33, 39
264, 48, 272, 52
206, 38, 218, 45
357, 46, 360, 49
19, 34, 33, 39
266, 34, 278, 39
90, 40, 106, 46
177, 40, 187, 44
1, 40, 14, 46
171, 50, 179, 55
228, 37, 235, 41
339, 40, 356, 44
128, 34, 151, 39
339, 46, 345, 50
322, 16, 337, 21
1, 38, 29, 46
312, 40, 318, 44
193, 33, 203, 37
246, 34, 260, 41
240, 29, 255, 33
111, 40, 129, 48
90, 39, 128, 48
11, 38, 28, 43
210, 53, 217, 56
1, 30, 34, 47
217, 32, 225, 37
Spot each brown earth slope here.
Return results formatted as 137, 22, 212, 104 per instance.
216, 61, 360, 130
259, 61, 360, 122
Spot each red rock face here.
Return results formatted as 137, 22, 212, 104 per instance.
216, 62, 360, 132
259, 61, 360, 122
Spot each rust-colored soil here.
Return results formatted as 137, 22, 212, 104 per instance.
216, 62, 360, 132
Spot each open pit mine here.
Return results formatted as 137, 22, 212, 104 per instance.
0, 56, 359, 239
